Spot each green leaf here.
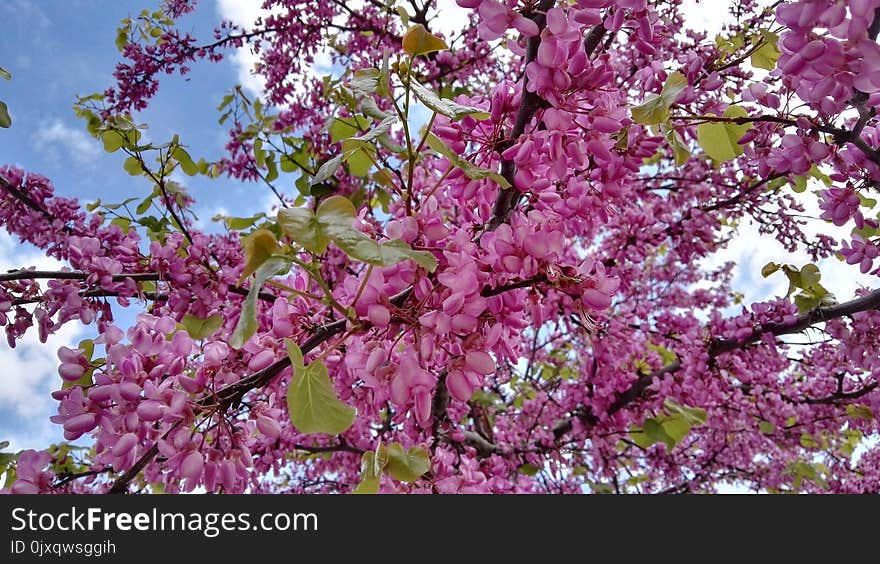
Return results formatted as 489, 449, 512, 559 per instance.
662, 399, 707, 425
759, 421, 775, 434
379, 239, 437, 272
280, 154, 299, 173
116, 27, 130, 51
317, 196, 385, 263
101, 128, 140, 153
631, 95, 669, 126
518, 463, 540, 476
0, 67, 11, 80
279, 197, 435, 270
642, 418, 674, 449
352, 475, 380, 494
254, 139, 267, 169
224, 213, 266, 231
171, 146, 199, 176
409, 78, 490, 121
660, 72, 688, 105
342, 115, 398, 149
136, 195, 154, 215
286, 351, 356, 435
858, 193, 877, 209
239, 228, 281, 282
661, 124, 690, 166
425, 133, 510, 188
360, 96, 391, 120
696, 105, 752, 162
660, 415, 690, 445
750, 31, 780, 71
846, 404, 873, 420
343, 146, 375, 177
329, 116, 369, 143
0, 101, 11, 128
110, 217, 132, 233
311, 154, 344, 185
800, 264, 821, 288
265, 153, 279, 182
286, 339, 305, 370
631, 72, 688, 125
349, 69, 380, 99
790, 175, 808, 193
180, 313, 223, 339
800, 433, 819, 448
353, 450, 382, 494
230, 256, 288, 349
761, 262, 779, 278
278, 207, 329, 254
123, 156, 143, 176
402, 24, 448, 56
385, 443, 431, 483
646, 343, 677, 366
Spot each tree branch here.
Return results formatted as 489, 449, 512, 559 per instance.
552, 288, 880, 442
1, 269, 277, 303
486, 0, 557, 231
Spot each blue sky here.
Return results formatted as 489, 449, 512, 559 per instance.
0, 0, 273, 451
0, 0, 874, 455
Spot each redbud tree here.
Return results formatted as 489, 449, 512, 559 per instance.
2, 0, 880, 494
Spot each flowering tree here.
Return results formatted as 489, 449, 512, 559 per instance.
2, 0, 880, 494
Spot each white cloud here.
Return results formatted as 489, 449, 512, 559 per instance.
680, 0, 777, 37
215, 0, 334, 97
0, 232, 82, 451
213, 0, 275, 94
701, 185, 876, 312
32, 119, 101, 167
430, 0, 471, 38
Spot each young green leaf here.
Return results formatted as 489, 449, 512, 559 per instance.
696, 105, 752, 162
379, 239, 437, 272
402, 24, 448, 57
761, 262, 779, 278
278, 207, 330, 254
180, 313, 223, 340
750, 31, 780, 71
286, 355, 356, 435
123, 156, 143, 176
385, 443, 431, 483
171, 145, 200, 175
409, 78, 490, 121
352, 450, 382, 494
230, 256, 288, 349
425, 133, 510, 188
631, 72, 688, 125
311, 154, 344, 185
0, 101, 11, 128
239, 228, 281, 282
280, 197, 436, 270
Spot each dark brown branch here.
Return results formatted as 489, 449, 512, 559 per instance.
1, 269, 276, 303
709, 288, 880, 355
293, 441, 363, 455
108, 287, 412, 493
13, 290, 165, 307
485, 18, 607, 232
0, 269, 160, 283
480, 274, 545, 297
108, 441, 161, 494
553, 288, 880, 442
803, 382, 879, 405
486, 0, 558, 232
51, 467, 114, 489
